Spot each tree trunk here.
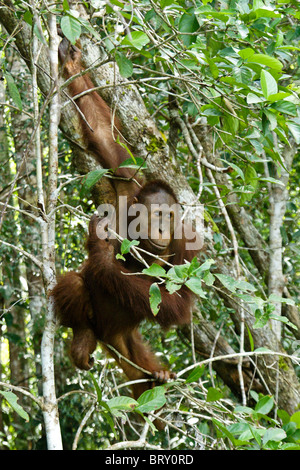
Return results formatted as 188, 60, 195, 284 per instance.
0, 67, 29, 424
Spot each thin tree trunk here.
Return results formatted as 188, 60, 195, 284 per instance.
0, 79, 9, 442
0, 61, 29, 421
39, 13, 62, 450
267, 140, 293, 340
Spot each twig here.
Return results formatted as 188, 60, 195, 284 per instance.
0, 239, 42, 269
107, 227, 174, 268
0, 381, 44, 408
72, 403, 96, 450
177, 350, 300, 379
107, 433, 162, 450
0, 201, 41, 223
104, 343, 153, 377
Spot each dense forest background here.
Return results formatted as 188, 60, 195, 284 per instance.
0, 0, 299, 450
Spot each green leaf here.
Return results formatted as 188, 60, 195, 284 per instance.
63, 0, 69, 11
271, 100, 297, 116
255, 8, 281, 18
236, 294, 264, 308
245, 165, 258, 190
120, 239, 139, 254
263, 428, 286, 446
143, 264, 166, 277
207, 387, 223, 402
136, 386, 166, 413
88, 372, 102, 403
290, 411, 300, 428
281, 443, 300, 451
166, 266, 183, 282
225, 161, 244, 180
262, 110, 277, 131
179, 13, 199, 46
246, 324, 254, 351
165, 280, 182, 294
247, 92, 265, 104
122, 31, 150, 50
212, 419, 240, 447
81, 169, 108, 193
119, 157, 147, 169
222, 113, 239, 138
255, 395, 274, 415
277, 409, 291, 426
268, 294, 295, 306
206, 57, 219, 79
269, 315, 298, 330
149, 283, 161, 316
33, 23, 47, 45
196, 7, 234, 21
185, 277, 207, 298
185, 365, 206, 384
238, 427, 257, 441
192, 258, 215, 276
107, 396, 138, 417
227, 422, 250, 437
115, 51, 133, 78
75, 16, 101, 41
202, 272, 215, 286
278, 45, 300, 51
267, 92, 291, 103
287, 121, 300, 144
174, 264, 190, 279
0, 391, 29, 421
232, 66, 252, 85
254, 347, 273, 353
215, 274, 256, 293
166, 264, 190, 283
215, 273, 237, 292
110, 0, 125, 8
250, 138, 264, 155
160, 0, 174, 7
103, 412, 117, 437
261, 70, 278, 99
253, 308, 269, 329
3, 71, 22, 111
187, 256, 201, 273
238, 48, 255, 60
23, 10, 33, 26
259, 177, 284, 186
60, 15, 81, 44
247, 54, 283, 71
234, 405, 255, 415
249, 425, 262, 446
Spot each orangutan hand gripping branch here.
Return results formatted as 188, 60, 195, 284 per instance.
52, 38, 199, 403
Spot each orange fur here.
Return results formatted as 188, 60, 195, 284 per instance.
54, 40, 199, 411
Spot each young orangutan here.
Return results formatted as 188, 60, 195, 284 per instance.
52, 38, 199, 404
